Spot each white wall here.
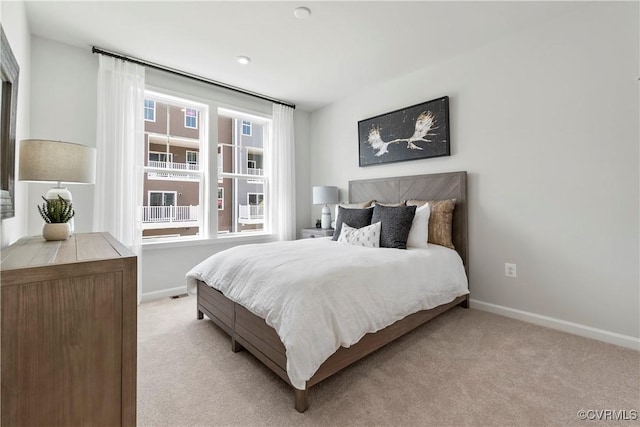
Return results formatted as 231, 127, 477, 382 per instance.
28, 36, 98, 236
309, 3, 639, 343
1, 1, 31, 247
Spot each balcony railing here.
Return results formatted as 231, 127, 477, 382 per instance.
217, 167, 263, 176
142, 205, 199, 223
148, 160, 199, 171
238, 204, 264, 221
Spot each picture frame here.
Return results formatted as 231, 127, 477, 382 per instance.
1, 25, 19, 219
358, 96, 450, 167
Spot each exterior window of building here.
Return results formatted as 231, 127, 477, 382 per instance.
247, 193, 264, 205
186, 150, 198, 166
149, 151, 173, 165
185, 108, 198, 129
217, 146, 223, 183
241, 120, 252, 136
144, 99, 156, 121
148, 191, 176, 207
217, 188, 224, 211
143, 91, 205, 241
217, 109, 269, 235
147, 191, 177, 222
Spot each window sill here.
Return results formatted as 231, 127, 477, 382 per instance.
141, 232, 276, 251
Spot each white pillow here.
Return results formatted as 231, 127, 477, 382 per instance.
337, 222, 381, 248
406, 203, 430, 248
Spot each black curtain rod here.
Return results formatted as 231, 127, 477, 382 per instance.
92, 46, 296, 109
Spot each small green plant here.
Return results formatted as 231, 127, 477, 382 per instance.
37, 195, 75, 224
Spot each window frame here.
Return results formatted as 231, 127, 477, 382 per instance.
186, 150, 199, 165
241, 120, 252, 136
184, 108, 198, 129
217, 187, 224, 211
247, 192, 264, 205
141, 87, 274, 246
148, 190, 177, 207
144, 99, 156, 122
148, 151, 173, 164
143, 90, 208, 244
217, 110, 271, 236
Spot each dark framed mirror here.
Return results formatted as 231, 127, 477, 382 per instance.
1, 25, 19, 219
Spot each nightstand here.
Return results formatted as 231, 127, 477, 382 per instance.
300, 228, 334, 239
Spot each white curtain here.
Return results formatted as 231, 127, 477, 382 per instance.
94, 55, 145, 302
269, 104, 296, 240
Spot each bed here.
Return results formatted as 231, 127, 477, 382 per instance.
187, 171, 469, 412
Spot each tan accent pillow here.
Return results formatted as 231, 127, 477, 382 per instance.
405, 198, 456, 249
372, 201, 406, 207
354, 200, 375, 208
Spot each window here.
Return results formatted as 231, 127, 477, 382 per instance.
218, 110, 269, 235
144, 99, 155, 121
148, 151, 173, 164
184, 108, 198, 129
247, 193, 264, 205
149, 191, 176, 207
143, 91, 205, 241
217, 146, 223, 183
186, 150, 198, 165
217, 188, 224, 211
145, 191, 177, 222
241, 120, 252, 136
142, 91, 271, 242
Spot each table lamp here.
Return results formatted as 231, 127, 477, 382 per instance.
312, 185, 339, 229
19, 139, 96, 234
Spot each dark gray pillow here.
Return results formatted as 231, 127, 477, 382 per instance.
332, 206, 374, 241
371, 204, 417, 249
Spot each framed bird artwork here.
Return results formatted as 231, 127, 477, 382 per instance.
358, 96, 450, 167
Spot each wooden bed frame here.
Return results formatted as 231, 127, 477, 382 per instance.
197, 171, 469, 412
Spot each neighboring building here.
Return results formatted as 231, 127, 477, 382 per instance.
217, 115, 265, 234
142, 97, 265, 239
142, 99, 201, 239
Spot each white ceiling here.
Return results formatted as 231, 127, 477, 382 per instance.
25, 1, 583, 111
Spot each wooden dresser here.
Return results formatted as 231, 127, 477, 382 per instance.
1, 232, 137, 426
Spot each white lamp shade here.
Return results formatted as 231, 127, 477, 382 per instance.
19, 139, 96, 184
312, 186, 339, 205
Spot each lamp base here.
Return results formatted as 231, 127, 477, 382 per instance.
321, 205, 332, 229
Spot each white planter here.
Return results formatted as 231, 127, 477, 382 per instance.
43, 223, 71, 241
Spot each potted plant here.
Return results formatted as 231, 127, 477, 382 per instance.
38, 195, 75, 241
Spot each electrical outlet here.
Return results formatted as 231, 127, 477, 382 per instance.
505, 263, 517, 278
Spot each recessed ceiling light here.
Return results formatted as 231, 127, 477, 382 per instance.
237, 56, 251, 65
293, 6, 311, 19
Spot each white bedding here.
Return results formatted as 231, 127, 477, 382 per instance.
186, 238, 468, 390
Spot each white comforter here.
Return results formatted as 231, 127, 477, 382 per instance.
186, 238, 468, 390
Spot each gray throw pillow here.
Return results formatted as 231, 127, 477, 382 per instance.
332, 206, 374, 241
371, 204, 417, 249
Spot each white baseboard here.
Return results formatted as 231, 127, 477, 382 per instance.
470, 299, 640, 351
141, 286, 188, 303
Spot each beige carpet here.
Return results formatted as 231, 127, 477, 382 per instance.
138, 295, 639, 426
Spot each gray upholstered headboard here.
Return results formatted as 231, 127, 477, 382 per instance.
349, 171, 468, 276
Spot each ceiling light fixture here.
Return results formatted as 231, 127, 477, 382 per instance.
237, 56, 251, 65
293, 6, 311, 19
